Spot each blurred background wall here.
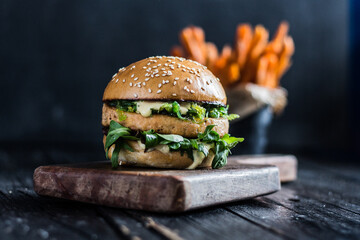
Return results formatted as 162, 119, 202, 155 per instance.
0, 0, 357, 157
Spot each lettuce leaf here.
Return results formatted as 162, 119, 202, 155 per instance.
108, 100, 239, 122
105, 120, 244, 169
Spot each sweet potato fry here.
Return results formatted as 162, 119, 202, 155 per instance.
256, 55, 269, 86
213, 45, 233, 87
180, 27, 206, 64
192, 26, 208, 63
215, 45, 232, 69
228, 62, 240, 84
171, 22, 294, 89
263, 53, 279, 88
170, 45, 185, 57
249, 25, 269, 60
265, 21, 289, 54
233, 24, 253, 69
277, 36, 295, 80
205, 42, 219, 69
241, 25, 269, 84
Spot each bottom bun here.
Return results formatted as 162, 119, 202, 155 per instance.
103, 136, 214, 169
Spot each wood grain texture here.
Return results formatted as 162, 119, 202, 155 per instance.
1, 144, 359, 240
228, 154, 297, 182
33, 162, 280, 212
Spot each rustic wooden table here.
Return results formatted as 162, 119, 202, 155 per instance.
0, 144, 359, 240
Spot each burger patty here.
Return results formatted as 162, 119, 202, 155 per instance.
102, 104, 229, 138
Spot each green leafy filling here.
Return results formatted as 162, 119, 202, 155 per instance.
104, 120, 244, 169
107, 100, 239, 122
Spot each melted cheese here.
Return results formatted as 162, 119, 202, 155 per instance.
154, 144, 170, 154
186, 150, 206, 169
186, 144, 212, 169
179, 102, 191, 115
135, 101, 191, 117
136, 101, 165, 117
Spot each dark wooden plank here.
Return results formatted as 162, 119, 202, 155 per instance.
292, 161, 360, 213
0, 171, 133, 240
227, 193, 360, 239
265, 187, 360, 238
33, 161, 280, 212
96, 207, 164, 240
122, 208, 284, 240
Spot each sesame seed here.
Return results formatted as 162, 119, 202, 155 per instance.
184, 86, 187, 90
134, 93, 138, 98
186, 89, 190, 92
134, 77, 138, 81
170, 66, 175, 70
172, 93, 177, 96
137, 84, 141, 88
131, 74, 134, 78
158, 83, 162, 88
115, 79, 119, 83
173, 81, 177, 85
155, 74, 160, 77
122, 79, 126, 82
143, 82, 146, 86
148, 89, 152, 93
130, 83, 133, 86
143, 66, 147, 69
112, 73, 117, 78
162, 80, 166, 84
145, 73, 150, 77
164, 63, 168, 66
182, 69, 186, 72
174, 77, 179, 80
190, 90, 195, 93
161, 68, 166, 71
157, 90, 162, 94
145, 78, 150, 81
165, 80, 169, 83
153, 66, 157, 68
167, 71, 172, 76
147, 62, 151, 65
162, 74, 166, 76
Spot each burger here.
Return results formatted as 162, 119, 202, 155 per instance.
102, 56, 243, 169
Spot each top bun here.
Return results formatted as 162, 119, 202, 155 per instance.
103, 56, 227, 105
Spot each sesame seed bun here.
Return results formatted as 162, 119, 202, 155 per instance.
103, 56, 227, 105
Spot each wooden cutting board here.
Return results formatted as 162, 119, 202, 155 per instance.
228, 154, 297, 182
33, 157, 284, 212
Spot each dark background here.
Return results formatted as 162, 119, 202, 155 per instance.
1, 0, 358, 160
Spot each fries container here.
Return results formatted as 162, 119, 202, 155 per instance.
227, 83, 287, 154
